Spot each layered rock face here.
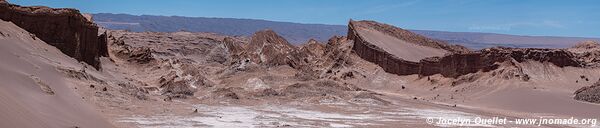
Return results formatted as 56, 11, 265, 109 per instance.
0, 1, 107, 69
349, 20, 582, 78
419, 47, 581, 77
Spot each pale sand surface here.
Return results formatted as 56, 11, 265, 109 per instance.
0, 20, 114, 128
356, 27, 448, 62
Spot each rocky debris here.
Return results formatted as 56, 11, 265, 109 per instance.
569, 41, 600, 67
201, 76, 385, 104
278, 80, 379, 104
211, 87, 243, 99
340, 70, 365, 80
318, 36, 356, 78
350, 92, 390, 105
109, 36, 156, 64
117, 83, 149, 100
252, 88, 281, 97
0, 1, 108, 69
158, 60, 214, 98
127, 47, 154, 64
56, 67, 106, 84
348, 20, 583, 78
572, 40, 600, 49
30, 75, 54, 95
205, 43, 229, 64
160, 79, 195, 98
574, 79, 600, 104
225, 59, 261, 74
245, 78, 270, 91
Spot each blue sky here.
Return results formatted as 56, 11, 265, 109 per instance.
8, 0, 600, 38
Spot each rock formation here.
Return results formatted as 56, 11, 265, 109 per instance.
348, 20, 583, 78
349, 20, 469, 54
419, 47, 581, 77
572, 40, 600, 49
299, 39, 326, 57
224, 29, 318, 70
223, 37, 246, 61
574, 79, 600, 104
108, 36, 156, 64
245, 29, 297, 66
569, 41, 600, 67
0, 0, 107, 69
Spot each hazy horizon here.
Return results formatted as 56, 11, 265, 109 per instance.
9, 0, 600, 38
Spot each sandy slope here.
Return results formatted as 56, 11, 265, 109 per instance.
355, 27, 448, 62
0, 20, 113, 128
352, 59, 600, 120
469, 62, 600, 118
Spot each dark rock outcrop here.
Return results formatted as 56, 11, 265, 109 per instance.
348, 20, 582, 78
574, 79, 600, 104
0, 1, 107, 69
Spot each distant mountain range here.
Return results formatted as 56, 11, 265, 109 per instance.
92, 13, 345, 44
93, 13, 600, 49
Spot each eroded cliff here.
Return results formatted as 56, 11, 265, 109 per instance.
348, 20, 582, 78
0, 0, 107, 69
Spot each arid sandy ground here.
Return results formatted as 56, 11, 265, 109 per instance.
0, 20, 113, 128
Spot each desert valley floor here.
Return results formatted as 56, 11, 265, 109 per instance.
1, 1, 600, 128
